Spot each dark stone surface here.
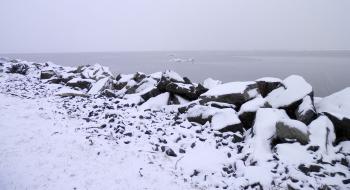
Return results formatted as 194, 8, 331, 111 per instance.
40, 70, 56, 79
275, 121, 309, 145
67, 80, 92, 89
324, 113, 350, 144
6, 63, 29, 75
256, 80, 283, 97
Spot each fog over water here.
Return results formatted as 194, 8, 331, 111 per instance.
1, 51, 349, 97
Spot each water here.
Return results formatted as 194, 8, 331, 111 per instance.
1, 51, 349, 97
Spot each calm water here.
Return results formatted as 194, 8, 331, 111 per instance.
1, 51, 349, 97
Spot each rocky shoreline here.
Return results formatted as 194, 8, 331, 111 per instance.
0, 57, 349, 189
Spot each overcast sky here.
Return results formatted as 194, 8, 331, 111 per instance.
0, 0, 349, 53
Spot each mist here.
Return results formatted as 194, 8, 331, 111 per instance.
0, 0, 350, 53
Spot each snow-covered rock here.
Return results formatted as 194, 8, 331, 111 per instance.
66, 78, 94, 89
55, 87, 88, 97
80, 64, 113, 80
40, 70, 57, 79
295, 95, 317, 125
203, 78, 222, 89
245, 108, 289, 162
88, 77, 112, 95
165, 82, 207, 100
238, 95, 270, 129
308, 116, 336, 155
186, 105, 243, 132
275, 119, 310, 145
316, 87, 350, 143
255, 77, 282, 97
6, 63, 29, 75
139, 92, 170, 110
200, 81, 258, 107
157, 70, 185, 91
266, 75, 313, 122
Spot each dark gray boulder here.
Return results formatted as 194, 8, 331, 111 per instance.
66, 78, 94, 89
199, 81, 258, 108
275, 119, 310, 145
255, 77, 283, 97
316, 87, 350, 143
295, 96, 317, 125
6, 63, 29, 75
40, 70, 56, 79
165, 82, 207, 100
157, 70, 185, 92
238, 96, 271, 129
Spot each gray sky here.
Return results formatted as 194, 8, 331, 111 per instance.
0, 0, 350, 53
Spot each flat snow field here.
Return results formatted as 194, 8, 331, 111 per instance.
0, 95, 185, 190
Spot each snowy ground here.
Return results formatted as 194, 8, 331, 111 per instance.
0, 58, 349, 190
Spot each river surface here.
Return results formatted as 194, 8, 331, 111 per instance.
1, 51, 349, 97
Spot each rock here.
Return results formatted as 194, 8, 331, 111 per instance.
308, 116, 335, 154
88, 77, 113, 95
126, 78, 158, 95
165, 82, 206, 100
157, 70, 185, 92
40, 70, 56, 79
101, 89, 117, 98
66, 78, 94, 89
6, 63, 29, 75
133, 72, 147, 83
316, 87, 350, 143
139, 92, 170, 110
140, 87, 161, 102
81, 64, 113, 80
246, 108, 290, 162
203, 101, 236, 109
275, 119, 310, 145
199, 81, 258, 108
295, 96, 317, 125
55, 88, 89, 97
165, 147, 177, 157
266, 75, 313, 119
255, 77, 283, 97
167, 93, 189, 105
203, 78, 222, 89
298, 164, 322, 175
186, 105, 243, 133
238, 96, 270, 129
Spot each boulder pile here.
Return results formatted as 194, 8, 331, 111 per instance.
1, 59, 349, 147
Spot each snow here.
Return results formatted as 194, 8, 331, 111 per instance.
0, 94, 184, 190
138, 92, 170, 110
162, 70, 184, 82
238, 95, 266, 114
178, 143, 227, 174
203, 78, 222, 89
245, 108, 289, 162
175, 95, 189, 105
255, 77, 282, 83
202, 81, 255, 96
117, 74, 134, 83
316, 87, 350, 120
308, 116, 336, 154
55, 87, 87, 97
88, 77, 110, 95
211, 109, 241, 131
267, 75, 312, 108
67, 77, 94, 84
81, 64, 113, 80
297, 95, 314, 115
